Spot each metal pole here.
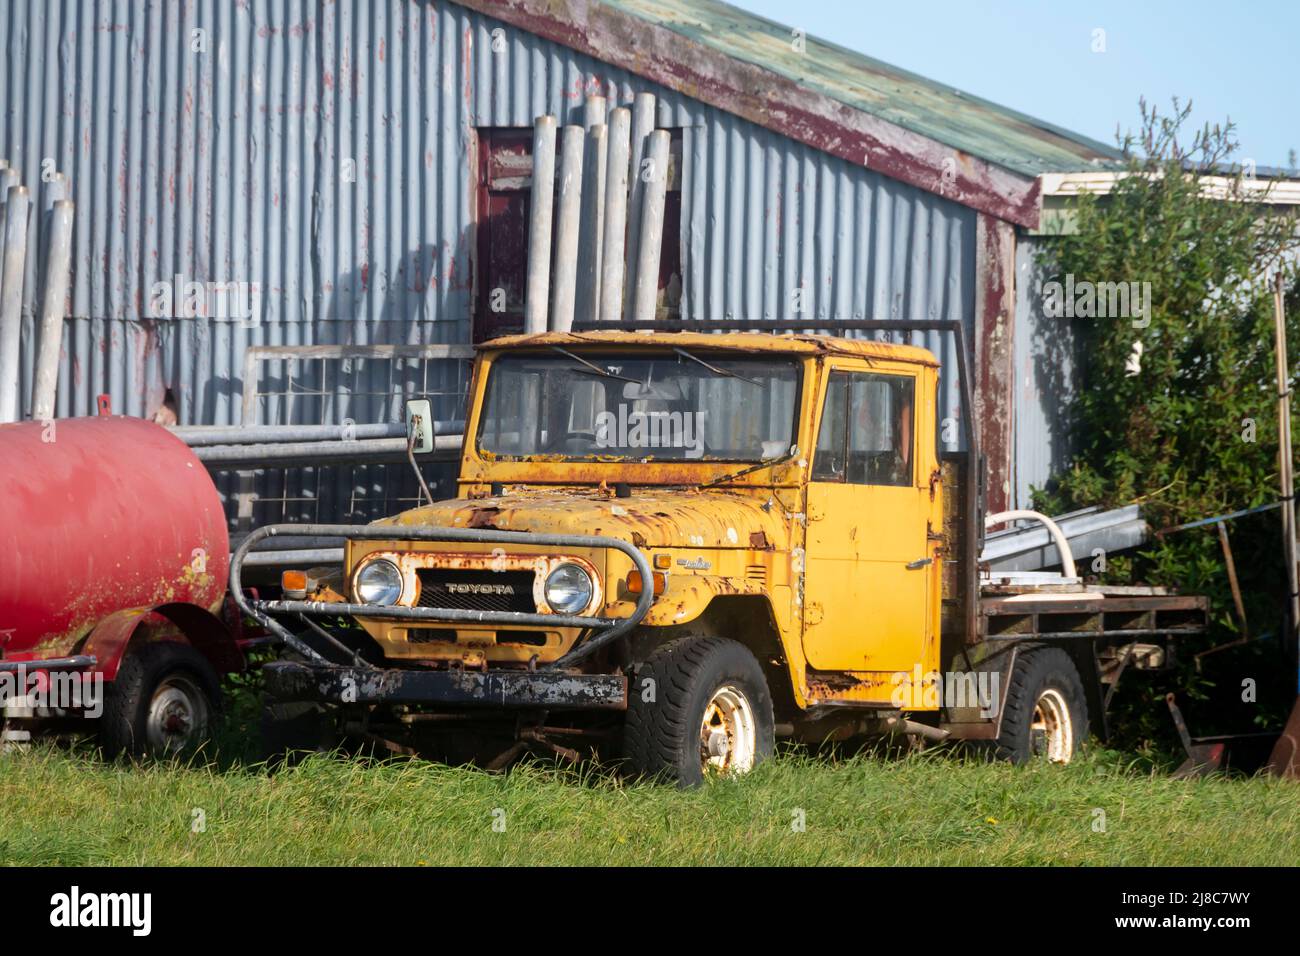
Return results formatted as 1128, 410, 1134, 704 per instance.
631, 130, 670, 325
191, 433, 462, 466
1269, 272, 1300, 779
599, 107, 631, 323
580, 95, 609, 323
0, 186, 31, 423
40, 172, 67, 212
0, 167, 17, 262
578, 123, 607, 326
524, 115, 557, 334
1216, 521, 1249, 639
623, 92, 656, 321
549, 124, 585, 332
1276, 273, 1300, 672
32, 200, 73, 422
171, 419, 463, 445
582, 94, 606, 131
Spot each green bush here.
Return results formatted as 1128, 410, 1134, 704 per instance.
1033, 99, 1300, 750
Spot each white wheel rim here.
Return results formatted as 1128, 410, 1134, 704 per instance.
699, 684, 757, 775
145, 675, 208, 754
1030, 688, 1073, 763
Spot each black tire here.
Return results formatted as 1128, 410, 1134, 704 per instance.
101, 642, 222, 758
624, 636, 775, 788
995, 646, 1089, 765
259, 699, 337, 764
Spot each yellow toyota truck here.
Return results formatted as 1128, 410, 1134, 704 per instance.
234, 321, 1205, 786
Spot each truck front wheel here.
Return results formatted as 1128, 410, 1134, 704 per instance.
995, 646, 1089, 765
623, 636, 775, 787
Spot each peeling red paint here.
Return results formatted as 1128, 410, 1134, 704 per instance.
974, 213, 1016, 514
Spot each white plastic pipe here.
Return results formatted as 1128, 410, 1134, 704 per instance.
985, 509, 1078, 578
578, 123, 607, 326
0, 186, 31, 423
631, 130, 670, 325
583, 94, 607, 130
623, 92, 656, 321
550, 124, 586, 332
524, 115, 557, 334
32, 200, 74, 421
599, 107, 631, 323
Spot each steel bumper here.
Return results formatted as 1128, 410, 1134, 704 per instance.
263, 660, 628, 710
230, 523, 654, 670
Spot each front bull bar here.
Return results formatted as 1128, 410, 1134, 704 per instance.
229, 523, 655, 671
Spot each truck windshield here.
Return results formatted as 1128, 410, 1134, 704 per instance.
477, 351, 801, 462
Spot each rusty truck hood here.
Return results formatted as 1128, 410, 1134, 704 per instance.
376, 488, 792, 550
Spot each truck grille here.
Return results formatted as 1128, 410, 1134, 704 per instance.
414, 569, 536, 614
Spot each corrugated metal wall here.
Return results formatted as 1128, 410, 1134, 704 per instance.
1012, 234, 1077, 508
0, 0, 977, 522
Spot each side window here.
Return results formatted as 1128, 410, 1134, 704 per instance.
812, 372, 849, 480
812, 370, 915, 487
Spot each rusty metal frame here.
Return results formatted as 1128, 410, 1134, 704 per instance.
570, 318, 984, 645
230, 523, 654, 671
261, 660, 627, 710
974, 214, 1015, 516
0, 655, 96, 673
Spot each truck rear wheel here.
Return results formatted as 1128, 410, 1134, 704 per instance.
101, 642, 222, 758
624, 636, 775, 787
996, 646, 1088, 765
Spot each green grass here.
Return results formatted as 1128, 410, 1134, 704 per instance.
2, 745, 1297, 865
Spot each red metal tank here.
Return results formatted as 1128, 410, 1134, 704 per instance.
0, 416, 230, 663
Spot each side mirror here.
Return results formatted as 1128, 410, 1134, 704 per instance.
405, 399, 434, 454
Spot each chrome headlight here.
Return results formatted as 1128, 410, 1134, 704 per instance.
544, 563, 594, 615
354, 558, 404, 606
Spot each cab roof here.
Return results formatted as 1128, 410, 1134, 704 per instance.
477, 330, 939, 367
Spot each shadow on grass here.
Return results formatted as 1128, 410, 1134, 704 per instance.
34, 660, 1206, 789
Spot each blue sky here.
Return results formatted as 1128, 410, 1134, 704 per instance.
730, 0, 1299, 172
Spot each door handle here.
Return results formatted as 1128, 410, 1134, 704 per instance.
906, 557, 933, 570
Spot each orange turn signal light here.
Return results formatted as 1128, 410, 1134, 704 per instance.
281, 570, 308, 595
627, 570, 668, 595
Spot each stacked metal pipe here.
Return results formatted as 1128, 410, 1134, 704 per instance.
525, 93, 670, 332
0, 159, 75, 423
171, 420, 465, 467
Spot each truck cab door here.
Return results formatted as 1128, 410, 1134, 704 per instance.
801, 363, 940, 685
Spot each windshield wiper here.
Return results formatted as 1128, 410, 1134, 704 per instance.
695, 447, 799, 490
673, 348, 766, 388
550, 346, 643, 384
